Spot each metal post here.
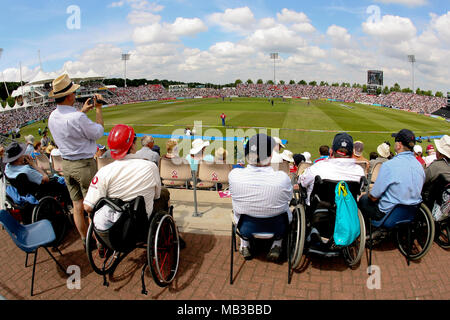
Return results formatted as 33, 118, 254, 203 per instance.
192, 170, 202, 217
408, 55, 416, 93
270, 53, 278, 85
122, 53, 130, 88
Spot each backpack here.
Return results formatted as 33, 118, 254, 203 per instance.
93, 196, 147, 252
333, 181, 360, 247
432, 183, 450, 222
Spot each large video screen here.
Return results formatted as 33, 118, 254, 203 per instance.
368, 70, 384, 86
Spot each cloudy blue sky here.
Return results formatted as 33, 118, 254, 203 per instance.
0, 0, 449, 92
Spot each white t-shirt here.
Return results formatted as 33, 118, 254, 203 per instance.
299, 158, 365, 205
84, 155, 162, 223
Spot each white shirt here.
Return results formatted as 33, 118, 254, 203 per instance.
299, 158, 365, 205
84, 154, 162, 218
48, 105, 104, 160
229, 165, 293, 224
271, 151, 283, 163
49, 148, 62, 164
424, 154, 437, 168
135, 146, 160, 165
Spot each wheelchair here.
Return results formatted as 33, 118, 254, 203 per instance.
422, 173, 449, 250
4, 173, 72, 248
292, 176, 367, 270
230, 205, 305, 285
85, 196, 180, 294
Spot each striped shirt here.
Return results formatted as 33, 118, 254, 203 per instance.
228, 165, 293, 224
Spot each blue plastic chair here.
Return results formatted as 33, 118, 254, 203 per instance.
368, 204, 418, 270
0, 210, 66, 296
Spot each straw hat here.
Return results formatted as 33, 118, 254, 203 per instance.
281, 150, 294, 163
190, 139, 210, 155
377, 143, 390, 158
49, 74, 80, 99
435, 135, 450, 158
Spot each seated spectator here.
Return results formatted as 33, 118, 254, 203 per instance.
299, 133, 365, 205
413, 145, 426, 168
359, 129, 425, 222
49, 143, 62, 164
229, 134, 293, 262
281, 150, 294, 164
186, 139, 214, 171
24, 135, 35, 156
3, 142, 71, 203
369, 152, 378, 161
136, 135, 160, 166
424, 144, 437, 167
302, 151, 312, 164
293, 153, 306, 167
352, 141, 369, 175
40, 131, 50, 148
94, 144, 107, 161
422, 135, 450, 206
214, 147, 228, 164
83, 124, 185, 248
271, 137, 285, 163
368, 142, 390, 173
313, 145, 330, 164
31, 141, 42, 159
163, 139, 179, 160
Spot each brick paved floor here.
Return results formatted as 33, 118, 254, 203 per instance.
0, 227, 449, 300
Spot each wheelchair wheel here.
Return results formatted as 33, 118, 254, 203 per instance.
147, 211, 180, 287
86, 222, 122, 275
434, 220, 450, 249
31, 196, 67, 247
397, 204, 435, 260
342, 209, 366, 267
289, 205, 306, 270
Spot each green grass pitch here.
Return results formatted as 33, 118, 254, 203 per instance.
18, 97, 450, 160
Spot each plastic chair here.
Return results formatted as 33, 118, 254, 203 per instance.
51, 155, 65, 176
197, 161, 233, 190
0, 210, 66, 296
35, 154, 52, 175
159, 158, 192, 188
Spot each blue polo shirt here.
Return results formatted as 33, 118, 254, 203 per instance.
5, 164, 43, 185
370, 151, 425, 214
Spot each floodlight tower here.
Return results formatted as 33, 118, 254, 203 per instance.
408, 55, 416, 93
270, 53, 279, 84
122, 53, 130, 88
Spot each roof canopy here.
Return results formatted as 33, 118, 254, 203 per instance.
28, 70, 54, 85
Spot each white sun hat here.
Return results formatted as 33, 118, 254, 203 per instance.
190, 139, 210, 155
302, 151, 312, 163
273, 137, 286, 148
435, 135, 450, 159
281, 150, 294, 163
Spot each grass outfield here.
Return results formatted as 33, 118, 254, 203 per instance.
18, 97, 450, 160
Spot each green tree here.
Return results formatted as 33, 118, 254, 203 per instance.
246, 79, 253, 84
257, 79, 264, 84
383, 86, 390, 95
402, 88, 413, 93
289, 80, 296, 85
362, 84, 368, 93
266, 80, 274, 85
279, 80, 285, 85
416, 88, 421, 95
435, 91, 444, 97
332, 83, 339, 87
235, 79, 243, 85
309, 81, 317, 86
298, 80, 307, 85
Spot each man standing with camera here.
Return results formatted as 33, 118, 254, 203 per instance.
48, 74, 105, 247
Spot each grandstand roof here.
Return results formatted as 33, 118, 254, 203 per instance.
11, 85, 33, 98
28, 69, 54, 85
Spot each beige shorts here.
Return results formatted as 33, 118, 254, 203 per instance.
62, 158, 98, 202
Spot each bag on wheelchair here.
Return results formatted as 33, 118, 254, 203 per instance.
93, 197, 147, 252
333, 181, 360, 247
431, 183, 450, 222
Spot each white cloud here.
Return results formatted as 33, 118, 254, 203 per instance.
430, 11, 450, 42
127, 11, 161, 25
362, 15, 417, 42
208, 7, 256, 33
327, 25, 352, 48
374, 0, 428, 7
171, 17, 208, 36
292, 23, 316, 33
277, 8, 310, 24
133, 23, 178, 43
209, 42, 254, 58
246, 25, 306, 53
